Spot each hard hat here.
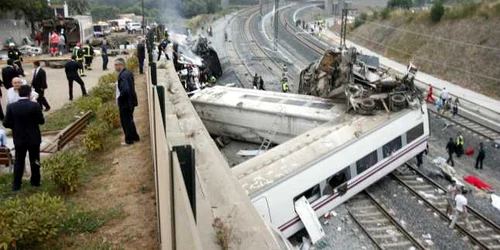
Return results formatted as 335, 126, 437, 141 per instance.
9, 43, 15, 47
165, 28, 168, 32
146, 25, 150, 30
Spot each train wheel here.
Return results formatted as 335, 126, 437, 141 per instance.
360, 99, 376, 111
390, 94, 406, 111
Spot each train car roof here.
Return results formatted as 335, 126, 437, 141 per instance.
190, 86, 345, 121
232, 108, 412, 197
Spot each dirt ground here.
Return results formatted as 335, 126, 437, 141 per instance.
72, 73, 158, 249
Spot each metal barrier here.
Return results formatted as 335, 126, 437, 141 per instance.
147, 58, 202, 250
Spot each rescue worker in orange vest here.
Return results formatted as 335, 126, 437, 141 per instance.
82, 40, 94, 70
50, 30, 59, 57
73, 42, 85, 76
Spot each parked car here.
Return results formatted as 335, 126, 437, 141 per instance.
126, 23, 142, 33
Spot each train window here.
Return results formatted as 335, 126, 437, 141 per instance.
406, 123, 424, 144
382, 136, 402, 158
294, 184, 321, 204
323, 166, 351, 196
356, 150, 378, 175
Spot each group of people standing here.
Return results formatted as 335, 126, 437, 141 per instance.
425, 85, 460, 117
446, 134, 486, 169
252, 73, 265, 90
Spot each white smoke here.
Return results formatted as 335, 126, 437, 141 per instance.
169, 32, 204, 66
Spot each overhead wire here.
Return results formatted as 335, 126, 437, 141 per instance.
348, 33, 500, 82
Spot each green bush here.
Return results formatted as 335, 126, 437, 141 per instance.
82, 122, 110, 152
126, 56, 139, 72
353, 12, 368, 29
387, 0, 412, 9
0, 210, 12, 250
43, 151, 88, 193
0, 193, 66, 247
91, 82, 116, 103
445, 2, 479, 19
76, 96, 103, 113
98, 72, 117, 85
97, 103, 120, 129
381, 8, 391, 20
430, 2, 445, 22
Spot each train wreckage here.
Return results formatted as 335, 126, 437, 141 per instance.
298, 47, 423, 114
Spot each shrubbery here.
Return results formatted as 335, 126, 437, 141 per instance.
0, 193, 66, 248
82, 122, 110, 152
431, 2, 445, 22
76, 96, 103, 113
97, 103, 120, 129
126, 56, 139, 73
91, 82, 116, 103
43, 151, 88, 193
381, 8, 391, 20
353, 12, 368, 29
98, 72, 117, 85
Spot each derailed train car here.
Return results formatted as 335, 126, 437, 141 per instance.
42, 15, 93, 49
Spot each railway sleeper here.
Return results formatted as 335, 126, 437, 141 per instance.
379, 240, 413, 248
355, 211, 383, 217
366, 226, 397, 232
486, 244, 500, 249
470, 227, 494, 233
372, 232, 404, 239
359, 218, 390, 224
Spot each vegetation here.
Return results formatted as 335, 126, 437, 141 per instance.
0, 0, 52, 33
97, 103, 121, 129
387, 0, 413, 9
76, 96, 103, 113
353, 13, 368, 29
212, 217, 232, 250
41, 103, 80, 132
431, 2, 445, 22
43, 151, 88, 193
381, 8, 391, 20
1, 193, 66, 248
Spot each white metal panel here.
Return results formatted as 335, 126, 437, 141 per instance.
294, 197, 325, 244
253, 196, 272, 223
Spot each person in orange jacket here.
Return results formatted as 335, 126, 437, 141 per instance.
425, 84, 435, 103
50, 30, 59, 57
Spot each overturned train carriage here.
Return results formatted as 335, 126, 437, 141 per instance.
299, 47, 423, 115
192, 36, 223, 78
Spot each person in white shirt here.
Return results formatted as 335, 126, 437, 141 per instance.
441, 87, 449, 107
0, 129, 7, 147
449, 188, 471, 229
7, 77, 38, 105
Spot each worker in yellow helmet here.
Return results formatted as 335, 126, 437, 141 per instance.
281, 77, 290, 93
456, 133, 464, 157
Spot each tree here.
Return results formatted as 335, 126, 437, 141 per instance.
68, 0, 90, 15
387, 0, 413, 9
430, 2, 445, 22
91, 6, 119, 21
0, 0, 52, 33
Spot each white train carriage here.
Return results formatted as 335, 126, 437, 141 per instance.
232, 103, 429, 238
190, 86, 339, 144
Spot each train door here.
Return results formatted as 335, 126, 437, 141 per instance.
253, 196, 272, 223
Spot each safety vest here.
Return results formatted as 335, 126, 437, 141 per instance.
281, 81, 289, 92
73, 47, 83, 60
83, 45, 91, 57
210, 76, 216, 83
456, 135, 464, 146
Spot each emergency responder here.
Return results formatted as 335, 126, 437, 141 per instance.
73, 42, 85, 76
252, 73, 259, 89
209, 75, 217, 86
50, 30, 59, 56
456, 133, 464, 157
157, 38, 169, 61
83, 40, 94, 70
283, 63, 287, 74
258, 76, 265, 90
7, 43, 24, 76
281, 77, 290, 93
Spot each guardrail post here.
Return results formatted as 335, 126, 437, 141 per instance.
172, 145, 197, 222
150, 62, 157, 86
155, 85, 166, 132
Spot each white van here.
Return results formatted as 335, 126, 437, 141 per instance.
126, 23, 142, 33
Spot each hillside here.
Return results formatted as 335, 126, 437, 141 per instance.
348, 2, 500, 99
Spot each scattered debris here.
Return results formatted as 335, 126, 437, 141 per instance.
422, 233, 432, 240
416, 177, 424, 182
236, 150, 260, 156
418, 200, 424, 205
323, 220, 329, 225
424, 239, 434, 246
418, 191, 438, 200
337, 227, 342, 232
112, 159, 119, 165
330, 211, 337, 217
299, 236, 311, 250
491, 194, 500, 212
386, 229, 396, 236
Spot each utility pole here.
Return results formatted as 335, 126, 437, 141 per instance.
340, 8, 357, 48
273, 0, 279, 51
142, 0, 145, 35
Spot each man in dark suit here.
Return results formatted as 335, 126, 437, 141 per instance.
65, 55, 87, 100
137, 38, 146, 74
2, 59, 20, 89
31, 61, 51, 111
114, 58, 139, 145
3, 85, 45, 191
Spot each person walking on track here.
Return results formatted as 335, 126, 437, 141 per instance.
446, 138, 455, 167
475, 142, 485, 169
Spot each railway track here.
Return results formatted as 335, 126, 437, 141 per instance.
279, 9, 324, 56
348, 191, 427, 250
429, 109, 500, 142
392, 163, 500, 249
